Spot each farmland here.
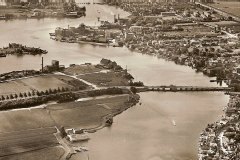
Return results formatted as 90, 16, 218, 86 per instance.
0, 94, 138, 159
0, 74, 87, 97
0, 146, 65, 160
210, 1, 240, 17
64, 64, 101, 75
47, 95, 133, 129
78, 71, 130, 87
0, 127, 59, 158
0, 108, 55, 132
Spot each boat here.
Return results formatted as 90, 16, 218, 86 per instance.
0, 16, 6, 20
210, 80, 216, 82
172, 120, 176, 126
0, 53, 6, 57
49, 33, 55, 36
73, 146, 89, 152
65, 12, 81, 18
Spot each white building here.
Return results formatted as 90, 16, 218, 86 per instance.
0, 0, 7, 6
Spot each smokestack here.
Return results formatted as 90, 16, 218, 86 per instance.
114, 14, 117, 23
42, 57, 44, 72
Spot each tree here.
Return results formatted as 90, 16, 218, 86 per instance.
32, 90, 35, 96
36, 91, 41, 96
61, 87, 66, 92
28, 92, 32, 97
14, 94, 18, 99
1, 96, 5, 100
130, 87, 137, 94
45, 90, 49, 95
53, 88, 58, 93
19, 93, 23, 98
23, 92, 27, 97
40, 91, 45, 95
49, 88, 53, 94
10, 94, 14, 99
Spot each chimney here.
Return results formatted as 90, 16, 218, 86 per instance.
41, 57, 44, 72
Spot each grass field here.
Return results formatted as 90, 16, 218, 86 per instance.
210, 1, 240, 17
78, 72, 130, 87
0, 74, 86, 96
0, 146, 65, 160
0, 127, 58, 157
0, 94, 132, 158
0, 108, 55, 133
47, 95, 131, 129
64, 64, 101, 75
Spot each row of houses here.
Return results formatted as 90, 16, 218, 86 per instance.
0, 0, 74, 6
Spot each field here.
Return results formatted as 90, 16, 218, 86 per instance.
0, 146, 65, 160
210, 1, 240, 17
64, 64, 101, 75
0, 127, 59, 158
78, 71, 130, 87
0, 108, 55, 133
0, 74, 87, 96
0, 94, 132, 158
47, 95, 131, 129
0, 108, 60, 159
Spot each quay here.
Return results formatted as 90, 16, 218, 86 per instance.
135, 85, 232, 92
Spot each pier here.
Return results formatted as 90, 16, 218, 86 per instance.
135, 85, 231, 92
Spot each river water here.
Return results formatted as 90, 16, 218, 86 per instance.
0, 4, 229, 160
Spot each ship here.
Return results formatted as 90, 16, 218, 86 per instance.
172, 120, 176, 126
49, 33, 55, 36
65, 12, 81, 18
0, 53, 6, 57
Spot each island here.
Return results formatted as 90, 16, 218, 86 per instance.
0, 43, 47, 57
0, 0, 86, 20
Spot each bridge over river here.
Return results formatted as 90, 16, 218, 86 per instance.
135, 85, 231, 92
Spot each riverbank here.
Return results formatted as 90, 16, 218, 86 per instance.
0, 2, 86, 20
0, 43, 47, 57
0, 3, 232, 160
198, 93, 240, 159
0, 57, 140, 159
0, 93, 139, 160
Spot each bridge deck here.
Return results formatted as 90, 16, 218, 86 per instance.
136, 86, 231, 92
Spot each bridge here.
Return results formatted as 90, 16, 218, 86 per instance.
135, 85, 231, 92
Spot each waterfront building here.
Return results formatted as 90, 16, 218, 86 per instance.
0, 0, 7, 6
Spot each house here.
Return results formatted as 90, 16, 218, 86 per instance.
0, 0, 7, 6
67, 133, 90, 142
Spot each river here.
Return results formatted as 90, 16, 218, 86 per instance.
0, 4, 229, 160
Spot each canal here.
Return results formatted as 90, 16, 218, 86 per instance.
0, 4, 229, 160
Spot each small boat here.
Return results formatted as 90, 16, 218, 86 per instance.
0, 53, 6, 57
49, 33, 55, 36
65, 12, 81, 18
0, 16, 6, 20
172, 120, 176, 126
73, 146, 89, 152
